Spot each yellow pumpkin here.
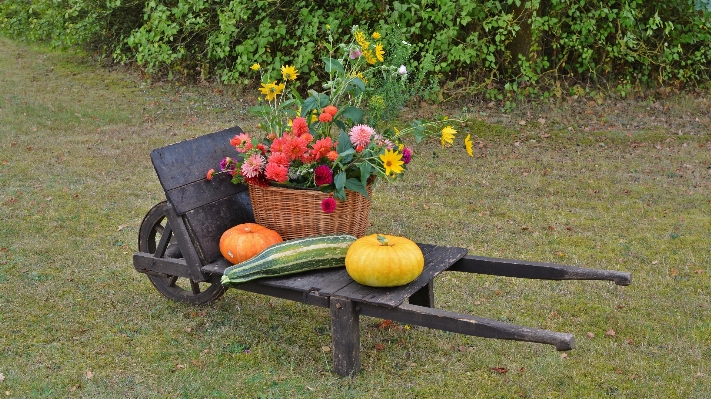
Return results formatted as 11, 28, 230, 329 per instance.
345, 234, 424, 287
219, 223, 283, 264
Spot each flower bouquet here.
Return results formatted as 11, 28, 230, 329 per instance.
207, 26, 472, 238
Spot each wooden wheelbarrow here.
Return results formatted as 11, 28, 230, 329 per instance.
133, 127, 632, 376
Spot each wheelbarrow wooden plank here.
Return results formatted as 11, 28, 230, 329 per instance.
449, 255, 632, 286
358, 302, 575, 351
202, 243, 468, 308
182, 191, 254, 264
151, 126, 243, 191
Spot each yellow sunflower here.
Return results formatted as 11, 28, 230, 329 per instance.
281, 65, 298, 81
258, 81, 285, 101
372, 31, 381, 40
375, 43, 384, 62
440, 126, 457, 148
464, 134, 473, 156
379, 149, 404, 176
250, 63, 260, 71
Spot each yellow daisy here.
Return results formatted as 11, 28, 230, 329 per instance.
464, 134, 473, 156
250, 63, 260, 71
364, 48, 377, 65
440, 126, 457, 148
258, 81, 284, 101
354, 30, 369, 48
372, 31, 381, 40
375, 43, 384, 62
379, 149, 404, 176
281, 65, 298, 81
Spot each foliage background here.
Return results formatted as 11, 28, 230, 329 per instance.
1, 0, 711, 98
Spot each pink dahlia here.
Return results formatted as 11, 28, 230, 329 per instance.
241, 154, 265, 178
349, 124, 374, 148
402, 147, 412, 164
314, 165, 333, 186
321, 197, 337, 213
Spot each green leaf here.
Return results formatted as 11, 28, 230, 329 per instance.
334, 171, 346, 191
349, 77, 366, 94
301, 96, 318, 117
322, 57, 345, 74
338, 106, 363, 124
336, 131, 353, 154
359, 162, 372, 186
248, 105, 272, 116
334, 120, 347, 132
345, 178, 369, 199
334, 188, 346, 201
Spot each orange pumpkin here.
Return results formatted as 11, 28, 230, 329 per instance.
219, 223, 283, 264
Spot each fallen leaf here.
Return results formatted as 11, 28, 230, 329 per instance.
175, 364, 185, 370
561, 353, 568, 358
0, 373, 4, 383
695, 269, 704, 274
491, 367, 509, 374
376, 320, 393, 329
190, 360, 203, 367
605, 329, 616, 337
375, 343, 385, 350
117, 224, 129, 231
321, 346, 331, 352
671, 269, 678, 277
70, 384, 80, 392
626, 339, 634, 345
586, 332, 595, 338
519, 120, 526, 125
696, 372, 705, 378
538, 118, 546, 125
86, 370, 93, 379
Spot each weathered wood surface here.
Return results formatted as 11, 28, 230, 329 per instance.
183, 191, 254, 264
359, 303, 575, 351
151, 127, 249, 216
151, 126, 242, 191
330, 297, 361, 377
202, 243, 468, 308
449, 255, 632, 286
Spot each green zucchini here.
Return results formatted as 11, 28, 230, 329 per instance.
220, 234, 356, 286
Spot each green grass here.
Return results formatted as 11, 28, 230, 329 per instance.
1, 37, 710, 398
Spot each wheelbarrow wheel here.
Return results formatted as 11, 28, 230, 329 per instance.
138, 201, 226, 305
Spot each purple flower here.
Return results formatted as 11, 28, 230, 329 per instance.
398, 65, 408, 75
349, 48, 362, 59
321, 197, 337, 213
402, 147, 412, 164
314, 164, 333, 186
220, 157, 236, 174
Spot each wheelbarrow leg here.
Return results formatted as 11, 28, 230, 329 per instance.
408, 281, 435, 307
330, 296, 361, 377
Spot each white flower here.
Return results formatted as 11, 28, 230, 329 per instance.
398, 65, 408, 75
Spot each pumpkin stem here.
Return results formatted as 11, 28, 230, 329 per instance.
376, 235, 390, 246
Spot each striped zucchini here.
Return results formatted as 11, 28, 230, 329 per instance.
220, 234, 356, 285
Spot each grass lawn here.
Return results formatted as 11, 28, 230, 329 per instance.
1, 37, 710, 398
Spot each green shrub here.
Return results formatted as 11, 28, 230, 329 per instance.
1, 0, 710, 96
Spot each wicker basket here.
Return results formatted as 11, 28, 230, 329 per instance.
247, 183, 373, 240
